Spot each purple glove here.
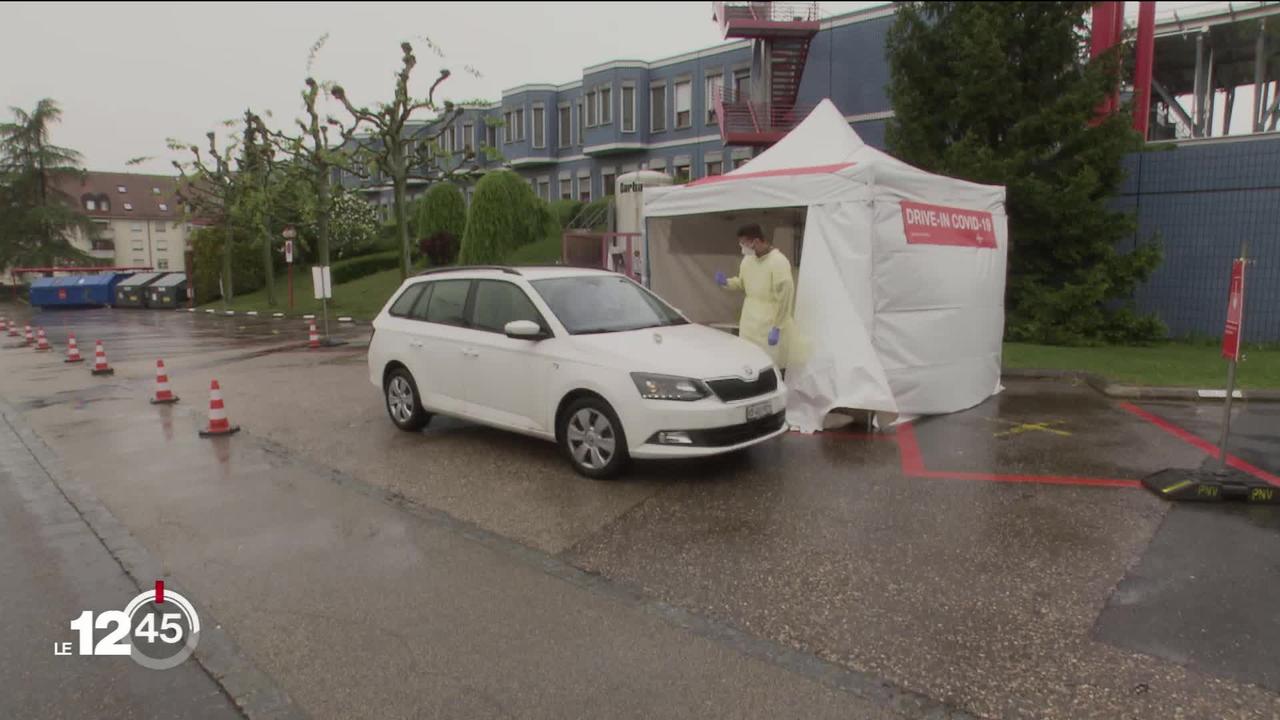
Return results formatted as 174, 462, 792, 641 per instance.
768, 327, 780, 346
714, 271, 727, 287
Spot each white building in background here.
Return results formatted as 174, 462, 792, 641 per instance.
55, 171, 194, 272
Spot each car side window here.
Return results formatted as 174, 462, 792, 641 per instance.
388, 284, 424, 317
408, 282, 435, 320
422, 279, 471, 327
470, 280, 546, 334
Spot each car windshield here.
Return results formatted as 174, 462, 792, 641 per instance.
530, 275, 688, 335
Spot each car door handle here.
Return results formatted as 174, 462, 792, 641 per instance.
460, 348, 479, 358
410, 341, 424, 349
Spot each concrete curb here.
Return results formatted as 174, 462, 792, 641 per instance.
0, 398, 308, 720
1002, 368, 1280, 402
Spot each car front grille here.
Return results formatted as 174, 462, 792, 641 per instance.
706, 368, 778, 402
645, 411, 787, 448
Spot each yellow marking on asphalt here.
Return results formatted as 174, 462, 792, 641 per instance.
987, 418, 1072, 438
1161, 480, 1193, 494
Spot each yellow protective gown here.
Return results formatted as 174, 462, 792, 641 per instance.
725, 248, 796, 369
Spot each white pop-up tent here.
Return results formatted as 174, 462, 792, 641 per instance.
642, 99, 1008, 432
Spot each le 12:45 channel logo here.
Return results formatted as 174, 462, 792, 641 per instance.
55, 581, 201, 670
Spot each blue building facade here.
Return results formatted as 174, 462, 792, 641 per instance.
342, 4, 897, 211
340, 2, 1280, 341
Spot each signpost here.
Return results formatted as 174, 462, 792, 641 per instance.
312, 264, 333, 345
1216, 250, 1248, 471
282, 225, 296, 311
1138, 240, 1275, 504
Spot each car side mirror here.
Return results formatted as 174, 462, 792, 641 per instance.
504, 320, 547, 340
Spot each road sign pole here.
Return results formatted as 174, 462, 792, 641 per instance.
282, 226, 297, 313
1216, 238, 1248, 473
288, 264, 294, 311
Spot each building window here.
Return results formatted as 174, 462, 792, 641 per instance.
157, 259, 170, 270
538, 179, 550, 200
733, 156, 750, 169
123, 202, 134, 211
559, 178, 572, 200
133, 257, 145, 265
649, 158, 667, 172
706, 72, 722, 124
603, 171, 616, 197
85, 198, 96, 211
155, 221, 167, 233
157, 243, 168, 251
503, 110, 513, 143
674, 163, 690, 182
585, 89, 597, 127
576, 100, 584, 145
514, 107, 525, 141
599, 86, 612, 125
485, 122, 497, 148
558, 104, 571, 147
463, 123, 473, 154
674, 80, 692, 128
132, 222, 143, 232
621, 84, 636, 133
733, 68, 750, 99
705, 159, 723, 177
578, 176, 591, 202
650, 83, 666, 133
158, 203, 168, 211
117, 185, 127, 193
532, 105, 545, 149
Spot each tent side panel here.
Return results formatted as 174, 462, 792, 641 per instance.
786, 202, 897, 433
869, 196, 1008, 415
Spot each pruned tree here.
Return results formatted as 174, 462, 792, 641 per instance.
239, 109, 279, 305
328, 40, 493, 278
254, 37, 368, 274
168, 128, 240, 304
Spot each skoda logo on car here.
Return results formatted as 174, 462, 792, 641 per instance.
368, 267, 788, 479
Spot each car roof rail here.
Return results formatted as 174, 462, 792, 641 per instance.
413, 265, 522, 277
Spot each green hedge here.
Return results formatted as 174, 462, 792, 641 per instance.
331, 249, 400, 285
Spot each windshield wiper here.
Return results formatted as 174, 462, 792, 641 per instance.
572, 327, 620, 335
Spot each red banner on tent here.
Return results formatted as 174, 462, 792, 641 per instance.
900, 201, 997, 248
1222, 259, 1246, 361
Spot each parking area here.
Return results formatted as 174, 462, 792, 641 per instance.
2, 303, 1278, 719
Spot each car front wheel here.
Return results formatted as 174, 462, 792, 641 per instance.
560, 397, 630, 480
385, 367, 431, 432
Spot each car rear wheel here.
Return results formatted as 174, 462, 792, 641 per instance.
560, 397, 630, 480
385, 367, 431, 432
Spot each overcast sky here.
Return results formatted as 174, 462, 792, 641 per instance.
1, 1, 1240, 175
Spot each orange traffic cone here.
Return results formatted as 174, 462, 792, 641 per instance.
308, 321, 320, 349
90, 340, 114, 376
150, 359, 179, 404
23, 325, 33, 346
6, 321, 17, 337
33, 328, 50, 352
64, 334, 83, 363
199, 379, 240, 437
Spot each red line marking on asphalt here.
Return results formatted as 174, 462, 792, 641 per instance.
1118, 402, 1280, 487
894, 422, 1141, 488
155, 580, 164, 604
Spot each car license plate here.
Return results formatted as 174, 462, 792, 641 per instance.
746, 401, 772, 421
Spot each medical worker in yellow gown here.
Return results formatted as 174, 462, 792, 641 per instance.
715, 223, 796, 371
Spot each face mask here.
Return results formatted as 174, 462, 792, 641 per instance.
740, 243, 753, 256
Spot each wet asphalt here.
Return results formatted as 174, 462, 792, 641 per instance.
0, 302, 1277, 719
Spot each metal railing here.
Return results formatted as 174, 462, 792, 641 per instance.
715, 87, 815, 140
714, 2, 819, 34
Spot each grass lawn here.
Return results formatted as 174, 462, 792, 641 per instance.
200, 267, 407, 320
1004, 342, 1280, 390
504, 232, 562, 265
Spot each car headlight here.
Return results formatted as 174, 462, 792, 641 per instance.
631, 372, 710, 401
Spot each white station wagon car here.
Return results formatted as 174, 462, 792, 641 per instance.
367, 266, 788, 478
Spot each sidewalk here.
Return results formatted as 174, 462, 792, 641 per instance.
0, 410, 242, 720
